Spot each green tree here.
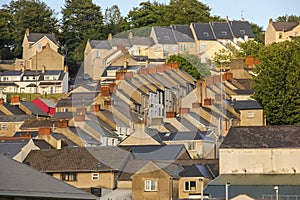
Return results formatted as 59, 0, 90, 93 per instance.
3, 0, 57, 58
0, 7, 15, 59
166, 0, 212, 24
250, 23, 264, 43
60, 0, 104, 75
235, 40, 264, 58
253, 39, 300, 125
104, 5, 126, 35
167, 54, 210, 79
126, 1, 168, 28
276, 14, 300, 22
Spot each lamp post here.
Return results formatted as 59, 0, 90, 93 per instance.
225, 182, 230, 200
274, 186, 279, 200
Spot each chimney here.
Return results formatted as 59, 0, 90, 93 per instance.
21, 66, 26, 72
128, 32, 134, 39
10, 95, 20, 105
269, 18, 273, 24
74, 113, 85, 122
38, 127, 51, 136
166, 111, 176, 118
25, 28, 30, 36
76, 107, 86, 115
90, 104, 101, 112
179, 108, 190, 115
192, 102, 202, 108
204, 98, 213, 106
101, 86, 110, 96
57, 119, 68, 128
108, 33, 113, 40
42, 65, 46, 73
0, 98, 4, 105
64, 65, 68, 73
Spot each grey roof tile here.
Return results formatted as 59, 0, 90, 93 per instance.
20, 101, 49, 116
0, 139, 30, 158
272, 21, 298, 32
229, 20, 255, 38
153, 26, 177, 44
191, 23, 216, 40
0, 154, 96, 199
89, 40, 112, 49
171, 25, 195, 42
227, 100, 263, 110
27, 33, 58, 45
221, 126, 300, 148
210, 22, 233, 40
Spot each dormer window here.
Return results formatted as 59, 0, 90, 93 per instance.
221, 31, 227, 36
164, 36, 170, 40
203, 32, 209, 37
240, 30, 246, 35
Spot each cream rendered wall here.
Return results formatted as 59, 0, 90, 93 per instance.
178, 177, 210, 199
52, 172, 116, 189
220, 148, 300, 174
239, 109, 264, 126
23, 37, 58, 60
31, 46, 64, 71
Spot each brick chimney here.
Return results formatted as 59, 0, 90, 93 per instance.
10, 95, 20, 105
57, 119, 68, 128
101, 86, 110, 96
74, 114, 85, 122
0, 98, 4, 105
38, 127, 51, 136
76, 107, 86, 115
166, 111, 176, 118
90, 104, 100, 112
179, 108, 190, 115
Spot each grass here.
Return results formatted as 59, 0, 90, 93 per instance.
6, 93, 65, 102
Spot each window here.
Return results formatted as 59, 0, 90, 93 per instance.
62, 172, 77, 181
279, 33, 283, 39
221, 31, 228, 36
62, 107, 68, 112
240, 30, 246, 35
190, 43, 194, 49
19, 61, 24, 66
203, 32, 209, 37
247, 111, 255, 118
144, 180, 157, 191
38, 44, 42, 51
3, 77, 9, 81
92, 173, 99, 181
1, 124, 7, 130
180, 44, 187, 51
184, 181, 196, 191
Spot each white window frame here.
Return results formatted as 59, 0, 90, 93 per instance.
184, 180, 196, 191
144, 180, 158, 191
247, 111, 255, 118
91, 173, 99, 181
1, 124, 7, 130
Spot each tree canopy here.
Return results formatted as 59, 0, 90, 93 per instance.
253, 38, 300, 125
167, 54, 211, 79
60, 0, 104, 74
1, 0, 57, 58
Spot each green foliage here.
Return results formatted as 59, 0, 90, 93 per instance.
1, 0, 57, 58
235, 40, 264, 58
126, 1, 168, 28
6, 92, 64, 101
252, 39, 300, 125
167, 54, 210, 79
60, 0, 104, 74
104, 5, 127, 35
212, 48, 234, 67
276, 14, 300, 22
166, 0, 212, 24
250, 23, 264, 44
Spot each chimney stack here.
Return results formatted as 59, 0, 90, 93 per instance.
42, 65, 46, 73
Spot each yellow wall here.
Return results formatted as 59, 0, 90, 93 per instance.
239, 109, 264, 126
52, 171, 116, 189
178, 177, 210, 199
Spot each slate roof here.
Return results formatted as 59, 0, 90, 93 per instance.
89, 40, 112, 49
0, 154, 96, 199
32, 139, 54, 149
0, 139, 30, 159
155, 161, 184, 179
272, 21, 298, 32
159, 131, 211, 142
20, 101, 49, 116
3, 104, 26, 115
109, 38, 132, 48
100, 109, 129, 127
1, 70, 23, 76
38, 98, 56, 107
179, 164, 216, 178
118, 159, 150, 181
87, 146, 133, 171
68, 126, 101, 145
27, 33, 58, 45
85, 119, 117, 138
0, 82, 18, 87
229, 20, 255, 38
0, 115, 32, 122
227, 100, 263, 110
119, 144, 189, 160
210, 22, 233, 40
24, 147, 116, 172
171, 25, 195, 42
129, 36, 154, 46
20, 118, 59, 129
188, 112, 213, 127
52, 112, 74, 119
152, 26, 177, 44
191, 23, 216, 40
221, 126, 300, 149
